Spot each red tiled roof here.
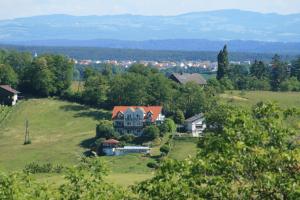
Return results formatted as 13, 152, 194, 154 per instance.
112, 106, 163, 122
103, 139, 120, 145
0, 85, 19, 94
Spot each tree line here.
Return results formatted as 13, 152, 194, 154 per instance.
0, 50, 73, 96
216, 45, 300, 91
65, 63, 217, 119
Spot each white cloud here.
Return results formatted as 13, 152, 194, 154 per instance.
0, 0, 300, 20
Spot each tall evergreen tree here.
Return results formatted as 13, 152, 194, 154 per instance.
217, 45, 229, 80
270, 54, 288, 91
291, 57, 300, 81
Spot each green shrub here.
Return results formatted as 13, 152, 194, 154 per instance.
119, 134, 135, 143
23, 162, 64, 174
160, 144, 170, 155
159, 118, 176, 136
142, 126, 160, 141
147, 161, 159, 169
96, 120, 118, 139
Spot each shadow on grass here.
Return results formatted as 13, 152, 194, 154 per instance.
60, 105, 111, 120
79, 137, 96, 149
74, 111, 110, 121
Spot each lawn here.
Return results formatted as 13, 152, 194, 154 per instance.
0, 98, 153, 187
169, 137, 199, 160
221, 91, 300, 134
221, 90, 300, 108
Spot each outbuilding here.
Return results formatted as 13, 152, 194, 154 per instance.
0, 85, 20, 106
185, 113, 206, 137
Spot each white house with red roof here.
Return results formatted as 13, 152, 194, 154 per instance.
112, 106, 165, 136
0, 85, 20, 106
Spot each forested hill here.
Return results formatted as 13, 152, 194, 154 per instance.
1, 10, 300, 42
6, 39, 300, 55
0, 44, 296, 62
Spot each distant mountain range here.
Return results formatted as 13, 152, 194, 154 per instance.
0, 9, 300, 54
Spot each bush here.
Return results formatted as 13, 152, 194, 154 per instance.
24, 162, 64, 174
142, 126, 160, 141
96, 120, 118, 139
160, 144, 170, 155
280, 77, 300, 91
119, 134, 136, 143
147, 161, 159, 169
159, 118, 176, 136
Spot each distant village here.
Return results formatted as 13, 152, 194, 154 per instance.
73, 59, 252, 71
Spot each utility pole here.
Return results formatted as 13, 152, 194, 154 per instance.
24, 119, 30, 145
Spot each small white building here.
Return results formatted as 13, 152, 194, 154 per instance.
0, 85, 20, 106
185, 113, 206, 137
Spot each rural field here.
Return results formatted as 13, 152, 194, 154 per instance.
221, 90, 300, 108
0, 91, 299, 187
221, 91, 300, 134
0, 98, 198, 187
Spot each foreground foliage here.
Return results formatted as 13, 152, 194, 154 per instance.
135, 103, 300, 199
0, 158, 132, 200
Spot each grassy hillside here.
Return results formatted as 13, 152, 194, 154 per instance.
4, 91, 296, 187
0, 99, 158, 186
221, 91, 300, 134
169, 137, 198, 160
0, 99, 108, 171
221, 91, 300, 108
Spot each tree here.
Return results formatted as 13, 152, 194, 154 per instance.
291, 57, 300, 81
29, 57, 56, 96
44, 55, 74, 95
173, 110, 185, 124
159, 118, 176, 134
0, 64, 18, 87
82, 74, 109, 107
217, 45, 229, 80
135, 103, 300, 199
279, 77, 300, 91
142, 126, 160, 141
270, 54, 288, 91
96, 120, 117, 139
250, 60, 269, 79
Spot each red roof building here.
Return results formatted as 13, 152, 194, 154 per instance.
112, 106, 165, 136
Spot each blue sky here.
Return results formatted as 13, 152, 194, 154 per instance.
1, 0, 300, 19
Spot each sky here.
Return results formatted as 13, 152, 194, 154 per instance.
0, 0, 300, 20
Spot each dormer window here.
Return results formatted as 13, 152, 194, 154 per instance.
146, 111, 153, 118
117, 112, 124, 119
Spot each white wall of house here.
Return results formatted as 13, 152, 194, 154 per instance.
12, 94, 18, 106
186, 118, 206, 137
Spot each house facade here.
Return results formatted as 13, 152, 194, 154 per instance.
0, 85, 20, 106
185, 113, 206, 137
112, 106, 165, 136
